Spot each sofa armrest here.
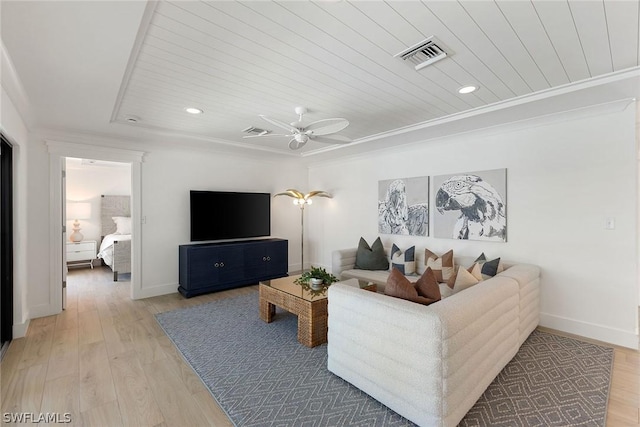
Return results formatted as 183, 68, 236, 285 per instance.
498, 264, 541, 344
331, 248, 358, 277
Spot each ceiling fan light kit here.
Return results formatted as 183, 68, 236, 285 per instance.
245, 106, 352, 150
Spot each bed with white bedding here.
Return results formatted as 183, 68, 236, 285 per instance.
98, 233, 131, 281
97, 195, 132, 281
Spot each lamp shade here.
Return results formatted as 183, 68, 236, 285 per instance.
67, 202, 91, 220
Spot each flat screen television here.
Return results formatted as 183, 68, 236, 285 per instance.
190, 190, 271, 241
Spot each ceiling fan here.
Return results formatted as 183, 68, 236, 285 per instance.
245, 106, 351, 150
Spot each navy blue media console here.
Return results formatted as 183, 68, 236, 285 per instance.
178, 238, 288, 298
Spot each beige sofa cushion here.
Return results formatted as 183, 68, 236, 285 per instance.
340, 268, 390, 287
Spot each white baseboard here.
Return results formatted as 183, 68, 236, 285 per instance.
28, 303, 60, 319
540, 312, 639, 349
12, 318, 30, 338
135, 283, 179, 300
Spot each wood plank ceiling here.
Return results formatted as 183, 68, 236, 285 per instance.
109, 1, 639, 154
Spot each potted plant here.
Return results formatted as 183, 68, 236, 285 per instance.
295, 266, 338, 292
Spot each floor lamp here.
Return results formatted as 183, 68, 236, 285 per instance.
274, 189, 332, 272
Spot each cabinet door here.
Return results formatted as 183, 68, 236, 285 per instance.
264, 240, 288, 277
243, 240, 288, 280
215, 246, 245, 283
243, 243, 270, 278
187, 246, 244, 289
187, 247, 221, 288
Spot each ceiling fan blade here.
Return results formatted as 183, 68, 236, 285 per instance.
288, 137, 307, 150
310, 134, 352, 144
304, 118, 349, 136
259, 115, 297, 133
242, 133, 290, 139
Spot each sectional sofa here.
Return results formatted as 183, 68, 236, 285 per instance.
327, 247, 541, 426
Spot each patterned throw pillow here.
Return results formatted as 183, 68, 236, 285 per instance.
424, 248, 455, 282
446, 265, 481, 294
474, 253, 504, 279
354, 237, 389, 271
390, 244, 416, 275
385, 268, 440, 306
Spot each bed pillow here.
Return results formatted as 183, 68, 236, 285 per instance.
390, 244, 416, 275
385, 268, 439, 306
424, 248, 455, 282
112, 216, 132, 235
355, 237, 389, 270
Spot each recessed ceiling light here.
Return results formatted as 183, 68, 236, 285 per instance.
185, 107, 204, 115
458, 85, 478, 94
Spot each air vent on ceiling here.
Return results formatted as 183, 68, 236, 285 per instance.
394, 36, 450, 71
242, 126, 270, 136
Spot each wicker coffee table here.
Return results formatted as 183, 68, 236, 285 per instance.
259, 275, 328, 348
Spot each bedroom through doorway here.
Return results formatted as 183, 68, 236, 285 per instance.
64, 157, 132, 298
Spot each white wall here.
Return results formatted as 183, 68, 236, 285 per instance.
308, 103, 638, 349
65, 159, 131, 244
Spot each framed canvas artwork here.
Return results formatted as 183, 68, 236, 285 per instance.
378, 176, 429, 236
433, 168, 507, 242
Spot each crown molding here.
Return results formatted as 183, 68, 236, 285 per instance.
45, 139, 145, 164
0, 40, 33, 127
303, 67, 640, 162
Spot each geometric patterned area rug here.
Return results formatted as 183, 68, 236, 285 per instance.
156, 291, 613, 427
460, 330, 613, 426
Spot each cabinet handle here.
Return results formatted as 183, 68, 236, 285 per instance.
263, 256, 267, 261
214, 262, 219, 267
220, 262, 224, 267
267, 256, 271, 261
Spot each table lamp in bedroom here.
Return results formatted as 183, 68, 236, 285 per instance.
67, 202, 91, 242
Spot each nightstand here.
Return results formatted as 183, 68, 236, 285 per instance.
66, 240, 97, 269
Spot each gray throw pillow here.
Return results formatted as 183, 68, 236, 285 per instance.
355, 237, 389, 270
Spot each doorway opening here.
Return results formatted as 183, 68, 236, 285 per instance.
64, 157, 132, 301
47, 140, 143, 313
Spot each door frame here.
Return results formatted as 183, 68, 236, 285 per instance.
45, 141, 144, 315
0, 134, 13, 352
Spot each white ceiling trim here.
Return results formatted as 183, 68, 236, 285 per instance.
301, 66, 640, 157
1, 40, 33, 128
306, 98, 635, 169
46, 140, 145, 164
110, 0, 159, 125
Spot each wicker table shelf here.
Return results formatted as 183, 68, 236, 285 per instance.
259, 275, 328, 348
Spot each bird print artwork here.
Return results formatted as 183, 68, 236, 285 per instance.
378, 177, 429, 236
434, 170, 506, 242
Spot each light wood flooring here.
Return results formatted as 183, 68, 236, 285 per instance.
1, 266, 638, 426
